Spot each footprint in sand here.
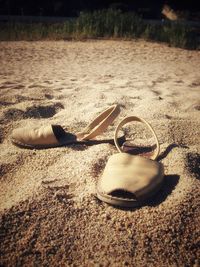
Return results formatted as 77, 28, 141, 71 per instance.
0, 95, 43, 106
3, 103, 64, 121
29, 103, 64, 118
25, 103, 64, 118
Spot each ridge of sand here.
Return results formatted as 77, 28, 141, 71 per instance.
0, 40, 199, 266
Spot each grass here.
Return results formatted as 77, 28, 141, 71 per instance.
0, 9, 199, 49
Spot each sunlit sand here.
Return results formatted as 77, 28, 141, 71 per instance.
0, 40, 199, 266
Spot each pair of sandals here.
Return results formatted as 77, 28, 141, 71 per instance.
11, 105, 164, 208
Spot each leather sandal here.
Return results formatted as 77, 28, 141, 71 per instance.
11, 105, 120, 149
96, 116, 164, 208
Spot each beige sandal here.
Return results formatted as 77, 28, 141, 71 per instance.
96, 116, 164, 208
11, 105, 120, 149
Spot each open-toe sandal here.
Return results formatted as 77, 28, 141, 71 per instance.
11, 105, 120, 149
96, 116, 164, 208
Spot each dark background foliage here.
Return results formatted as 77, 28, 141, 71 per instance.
0, 0, 199, 18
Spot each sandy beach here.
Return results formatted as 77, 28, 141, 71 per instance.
0, 40, 199, 266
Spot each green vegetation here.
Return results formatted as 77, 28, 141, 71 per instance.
0, 9, 199, 49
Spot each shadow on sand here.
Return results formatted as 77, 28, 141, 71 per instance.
157, 143, 189, 161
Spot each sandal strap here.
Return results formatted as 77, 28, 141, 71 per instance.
80, 104, 120, 140
114, 116, 160, 160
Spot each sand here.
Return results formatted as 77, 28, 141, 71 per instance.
0, 40, 199, 266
